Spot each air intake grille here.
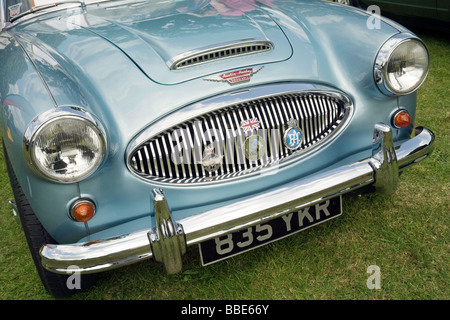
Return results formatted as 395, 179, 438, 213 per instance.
169, 40, 273, 70
128, 91, 350, 184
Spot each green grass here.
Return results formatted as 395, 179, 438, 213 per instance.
0, 29, 448, 300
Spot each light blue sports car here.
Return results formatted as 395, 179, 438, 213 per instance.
0, 0, 435, 297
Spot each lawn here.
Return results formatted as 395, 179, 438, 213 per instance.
0, 28, 448, 300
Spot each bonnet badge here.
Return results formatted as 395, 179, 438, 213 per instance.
240, 117, 260, 133
244, 135, 267, 161
283, 118, 303, 150
201, 145, 223, 173
204, 66, 264, 85
8, 3, 22, 18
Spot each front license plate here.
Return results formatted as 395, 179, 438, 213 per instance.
199, 196, 342, 266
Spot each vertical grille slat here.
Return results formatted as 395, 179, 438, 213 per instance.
129, 92, 349, 184
149, 142, 159, 177
160, 137, 173, 179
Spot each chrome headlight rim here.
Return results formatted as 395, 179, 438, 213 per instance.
374, 33, 429, 96
23, 106, 107, 183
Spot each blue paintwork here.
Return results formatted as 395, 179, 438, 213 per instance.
0, 0, 420, 243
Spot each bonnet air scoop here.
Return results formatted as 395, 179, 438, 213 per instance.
167, 39, 274, 70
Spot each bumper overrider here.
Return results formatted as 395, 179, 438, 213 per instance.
40, 124, 435, 275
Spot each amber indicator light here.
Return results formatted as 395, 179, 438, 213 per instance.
393, 110, 412, 129
71, 201, 95, 222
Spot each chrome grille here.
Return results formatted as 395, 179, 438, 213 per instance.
168, 40, 273, 70
129, 91, 350, 184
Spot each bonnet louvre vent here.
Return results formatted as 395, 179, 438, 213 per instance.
168, 40, 273, 70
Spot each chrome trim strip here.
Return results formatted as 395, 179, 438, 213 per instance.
167, 39, 273, 70
4, 2, 82, 29
2, 0, 119, 29
41, 125, 435, 274
126, 83, 354, 185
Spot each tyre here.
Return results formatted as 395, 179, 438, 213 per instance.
3, 141, 96, 298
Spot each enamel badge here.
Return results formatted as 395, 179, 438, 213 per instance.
240, 117, 260, 133
8, 3, 22, 18
204, 66, 263, 85
283, 118, 303, 150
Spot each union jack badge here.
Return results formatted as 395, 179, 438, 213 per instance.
241, 117, 260, 133
204, 66, 263, 85
8, 3, 22, 18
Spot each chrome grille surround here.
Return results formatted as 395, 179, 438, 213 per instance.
127, 84, 353, 184
167, 39, 273, 70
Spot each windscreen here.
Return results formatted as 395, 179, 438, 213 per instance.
5, 0, 85, 21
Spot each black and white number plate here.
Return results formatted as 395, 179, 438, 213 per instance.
199, 196, 342, 265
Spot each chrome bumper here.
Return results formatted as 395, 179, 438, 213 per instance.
40, 124, 435, 275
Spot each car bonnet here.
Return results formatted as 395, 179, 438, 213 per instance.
65, 0, 293, 85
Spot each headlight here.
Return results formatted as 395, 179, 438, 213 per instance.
374, 33, 429, 95
24, 107, 107, 183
